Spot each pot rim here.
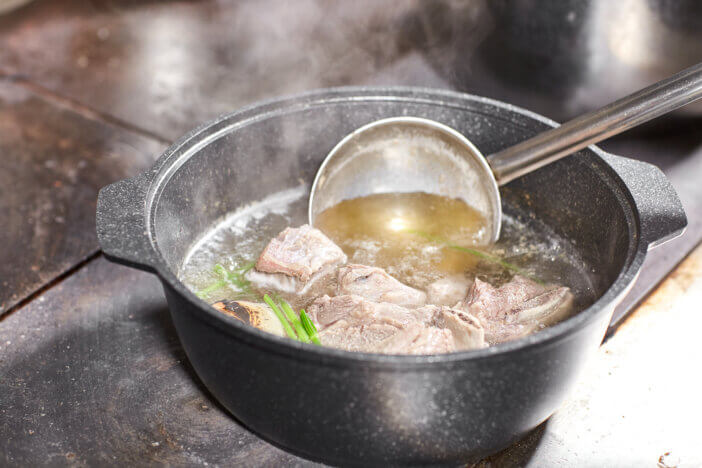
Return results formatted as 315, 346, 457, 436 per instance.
142, 86, 646, 368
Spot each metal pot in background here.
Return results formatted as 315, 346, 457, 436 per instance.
424, 0, 702, 121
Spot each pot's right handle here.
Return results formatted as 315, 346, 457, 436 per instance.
96, 173, 158, 273
600, 153, 687, 250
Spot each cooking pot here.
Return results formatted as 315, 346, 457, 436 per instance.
96, 87, 686, 465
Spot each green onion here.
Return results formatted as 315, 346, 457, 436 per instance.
239, 261, 256, 274
263, 294, 297, 339
300, 310, 321, 345
196, 281, 226, 298
196, 264, 230, 298
196, 261, 256, 299
405, 229, 543, 284
213, 263, 228, 278
280, 300, 310, 343
221, 262, 255, 291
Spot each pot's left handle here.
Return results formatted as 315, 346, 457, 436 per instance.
96, 173, 158, 273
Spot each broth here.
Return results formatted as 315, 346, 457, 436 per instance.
315, 192, 489, 290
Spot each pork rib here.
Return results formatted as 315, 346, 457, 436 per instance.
336, 264, 426, 308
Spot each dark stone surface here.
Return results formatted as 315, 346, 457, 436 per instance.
0, 81, 164, 314
0, 0, 459, 141
0, 257, 317, 467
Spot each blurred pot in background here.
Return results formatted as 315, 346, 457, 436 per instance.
425, 0, 702, 121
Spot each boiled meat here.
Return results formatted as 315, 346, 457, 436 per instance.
336, 264, 426, 308
426, 275, 472, 307
255, 224, 347, 281
461, 275, 573, 343
250, 224, 347, 294
307, 294, 486, 354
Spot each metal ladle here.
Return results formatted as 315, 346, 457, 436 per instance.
309, 63, 702, 243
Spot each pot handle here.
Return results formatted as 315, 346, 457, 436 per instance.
600, 153, 687, 250
96, 173, 158, 273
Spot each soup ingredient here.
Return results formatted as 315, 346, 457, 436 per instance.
426, 275, 472, 307
307, 294, 485, 354
337, 264, 427, 308
308, 294, 418, 329
426, 305, 485, 349
212, 300, 284, 337
373, 323, 454, 354
248, 224, 346, 296
514, 287, 573, 323
375, 304, 487, 354
460, 276, 574, 343
238, 220, 573, 352
299, 310, 321, 345
263, 294, 298, 339
255, 224, 347, 281
197, 262, 255, 299
261, 294, 322, 345
281, 299, 311, 343
406, 230, 541, 284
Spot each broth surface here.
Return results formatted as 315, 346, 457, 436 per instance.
315, 192, 488, 290
180, 188, 597, 324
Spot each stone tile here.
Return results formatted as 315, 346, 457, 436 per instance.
0, 81, 164, 313
0, 0, 459, 141
0, 257, 318, 466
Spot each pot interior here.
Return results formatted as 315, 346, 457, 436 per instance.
151, 90, 634, 311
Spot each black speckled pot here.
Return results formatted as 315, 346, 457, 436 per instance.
96, 88, 686, 465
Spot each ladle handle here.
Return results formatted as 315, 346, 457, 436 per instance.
487, 62, 702, 185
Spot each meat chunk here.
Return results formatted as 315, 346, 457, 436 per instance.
250, 225, 347, 294
460, 276, 574, 343
255, 225, 347, 281
373, 323, 455, 355
425, 305, 486, 350
308, 295, 420, 353
307, 294, 417, 329
317, 321, 400, 353
511, 286, 573, 324
320, 318, 457, 355
462, 275, 545, 320
426, 275, 472, 307
307, 294, 485, 354
336, 264, 426, 308
246, 269, 300, 293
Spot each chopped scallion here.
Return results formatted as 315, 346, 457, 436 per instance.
300, 310, 321, 345
405, 229, 543, 284
280, 300, 310, 343
263, 294, 297, 339
197, 261, 257, 299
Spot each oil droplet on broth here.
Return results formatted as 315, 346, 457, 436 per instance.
314, 192, 489, 289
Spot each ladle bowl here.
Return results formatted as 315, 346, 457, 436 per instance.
308, 116, 502, 243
